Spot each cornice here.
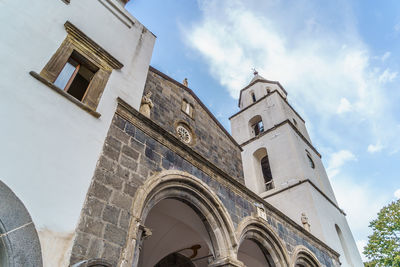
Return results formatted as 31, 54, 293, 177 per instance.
263, 179, 346, 216
115, 97, 339, 258
64, 21, 123, 69
240, 119, 321, 158
229, 90, 305, 123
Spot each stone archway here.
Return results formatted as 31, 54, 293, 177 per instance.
119, 170, 241, 267
291, 246, 321, 267
0, 180, 43, 267
236, 217, 290, 267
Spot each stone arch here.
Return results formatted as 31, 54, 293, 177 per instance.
119, 170, 240, 267
236, 217, 290, 267
335, 224, 353, 266
252, 147, 274, 193
291, 245, 321, 267
249, 115, 264, 137
0, 180, 43, 267
71, 258, 113, 267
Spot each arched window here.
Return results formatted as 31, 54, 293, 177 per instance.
335, 224, 353, 266
253, 148, 274, 192
306, 150, 315, 169
266, 87, 271, 93
293, 118, 298, 126
253, 120, 264, 136
261, 155, 273, 190
251, 92, 256, 102
249, 115, 264, 137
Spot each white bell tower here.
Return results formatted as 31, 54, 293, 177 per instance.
229, 71, 363, 267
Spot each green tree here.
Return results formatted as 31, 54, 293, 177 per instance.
363, 199, 400, 266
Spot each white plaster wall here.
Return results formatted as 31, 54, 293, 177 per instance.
231, 93, 287, 144
0, 0, 155, 265
310, 188, 363, 267
241, 125, 305, 194
239, 82, 284, 109
265, 183, 326, 242
266, 183, 363, 267
277, 94, 311, 142
232, 91, 310, 145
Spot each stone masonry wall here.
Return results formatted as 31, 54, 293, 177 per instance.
144, 67, 244, 182
69, 106, 339, 266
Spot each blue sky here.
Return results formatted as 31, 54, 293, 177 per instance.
127, 0, 400, 260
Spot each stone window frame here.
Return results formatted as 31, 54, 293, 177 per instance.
30, 21, 123, 118
174, 121, 196, 146
181, 98, 194, 119
250, 91, 257, 103
249, 115, 264, 137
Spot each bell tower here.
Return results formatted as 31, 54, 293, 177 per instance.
229, 71, 363, 267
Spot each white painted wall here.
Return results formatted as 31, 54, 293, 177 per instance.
232, 90, 310, 145
0, 0, 155, 265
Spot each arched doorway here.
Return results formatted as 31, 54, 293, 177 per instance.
0, 227, 8, 267
140, 199, 213, 267
238, 239, 272, 267
236, 217, 289, 267
292, 246, 321, 267
0, 180, 43, 267
119, 171, 239, 267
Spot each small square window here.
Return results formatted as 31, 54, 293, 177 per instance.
34, 21, 123, 114
181, 99, 194, 118
54, 51, 99, 101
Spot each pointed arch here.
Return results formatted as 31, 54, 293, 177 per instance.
119, 170, 239, 267
291, 245, 321, 267
236, 217, 290, 267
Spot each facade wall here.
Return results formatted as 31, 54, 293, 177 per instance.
69, 101, 340, 266
0, 1, 155, 266
143, 68, 244, 182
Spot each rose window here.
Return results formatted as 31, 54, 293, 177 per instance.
176, 125, 192, 144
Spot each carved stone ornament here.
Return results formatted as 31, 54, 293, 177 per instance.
176, 124, 192, 144
301, 212, 311, 232
139, 92, 154, 118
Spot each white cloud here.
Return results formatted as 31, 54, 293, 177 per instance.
367, 142, 383, 153
394, 188, 400, 199
327, 150, 356, 178
184, 0, 398, 135
378, 69, 397, 83
183, 1, 400, 259
337, 98, 352, 114
381, 51, 391, 62
395, 22, 400, 33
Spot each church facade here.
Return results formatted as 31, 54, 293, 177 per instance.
0, 0, 362, 267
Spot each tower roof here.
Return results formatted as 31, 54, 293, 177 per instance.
238, 72, 288, 108
249, 73, 268, 84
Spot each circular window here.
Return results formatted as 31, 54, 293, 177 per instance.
176, 124, 192, 144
